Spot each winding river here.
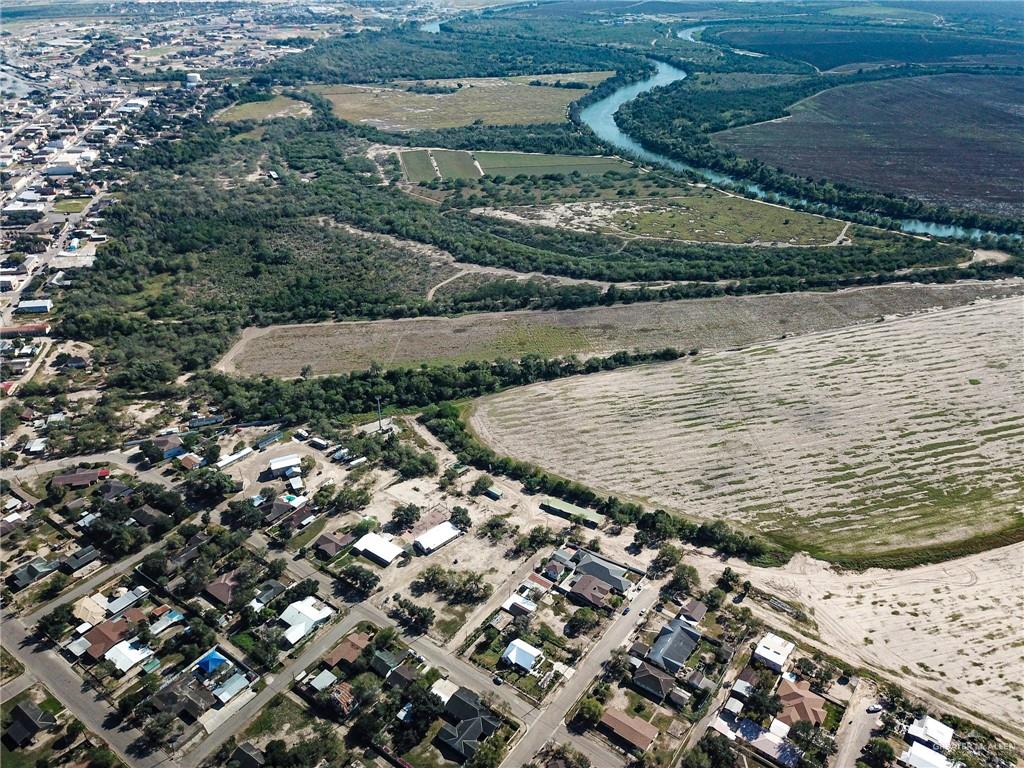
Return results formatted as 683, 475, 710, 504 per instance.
578, 55, 1008, 240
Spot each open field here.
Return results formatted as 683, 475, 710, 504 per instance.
398, 149, 631, 182
400, 149, 438, 182
314, 72, 611, 130
476, 192, 847, 245
689, 545, 1024, 739
214, 95, 312, 122
469, 297, 1024, 565
714, 74, 1024, 218
432, 149, 482, 180
214, 281, 1024, 377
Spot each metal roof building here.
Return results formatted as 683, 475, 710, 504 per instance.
413, 521, 461, 554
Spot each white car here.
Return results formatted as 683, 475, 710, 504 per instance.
866, 703, 882, 713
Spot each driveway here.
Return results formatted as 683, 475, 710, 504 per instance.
834, 681, 881, 768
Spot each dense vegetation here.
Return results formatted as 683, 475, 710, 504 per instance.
264, 28, 644, 84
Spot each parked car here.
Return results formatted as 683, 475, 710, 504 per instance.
866, 703, 882, 713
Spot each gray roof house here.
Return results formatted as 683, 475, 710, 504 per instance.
3, 701, 57, 748
573, 551, 633, 593
647, 619, 701, 675
437, 687, 501, 760
633, 661, 675, 701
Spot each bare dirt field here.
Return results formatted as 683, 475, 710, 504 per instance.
688, 544, 1024, 741
469, 296, 1024, 565
215, 281, 1024, 377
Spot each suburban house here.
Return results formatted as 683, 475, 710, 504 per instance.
633, 661, 675, 702
539, 497, 604, 528
573, 550, 634, 592
2, 701, 57, 748
152, 434, 185, 459
229, 742, 266, 768
646, 618, 700, 675
776, 679, 827, 727
105, 638, 154, 674
678, 599, 708, 625
268, 454, 302, 478
205, 570, 242, 606
324, 631, 371, 668
501, 638, 544, 672
370, 649, 403, 678
907, 716, 954, 753
77, 611, 144, 660
569, 574, 612, 609
313, 531, 353, 560
753, 633, 795, 672
60, 545, 99, 574
8, 557, 59, 591
279, 596, 333, 646
437, 687, 501, 761
386, 663, 420, 691
900, 742, 952, 768
51, 467, 109, 489
600, 708, 659, 753
353, 531, 403, 566
130, 505, 172, 530
247, 580, 286, 612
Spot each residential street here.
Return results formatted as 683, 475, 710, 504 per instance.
2, 617, 171, 768
500, 582, 662, 767
834, 682, 880, 768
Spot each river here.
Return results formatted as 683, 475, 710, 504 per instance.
578, 56, 1010, 240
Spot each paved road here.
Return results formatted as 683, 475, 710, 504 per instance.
550, 725, 626, 768
2, 617, 170, 768
834, 682, 880, 768
501, 583, 662, 767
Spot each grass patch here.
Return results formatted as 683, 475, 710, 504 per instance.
401, 150, 438, 183
215, 96, 310, 123
53, 197, 91, 214
288, 517, 327, 551
432, 150, 481, 180
244, 694, 312, 738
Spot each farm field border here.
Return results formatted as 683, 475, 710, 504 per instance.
214, 281, 1024, 378
467, 296, 1024, 567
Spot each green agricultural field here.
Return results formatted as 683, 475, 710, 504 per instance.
475, 151, 631, 177
314, 72, 610, 131
214, 95, 311, 122
400, 150, 438, 182
431, 149, 481, 180
469, 298, 1024, 567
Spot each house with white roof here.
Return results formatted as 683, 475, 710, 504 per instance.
104, 639, 154, 674
268, 454, 302, 478
413, 521, 461, 555
753, 633, 795, 672
280, 596, 333, 646
900, 741, 952, 768
353, 532, 403, 566
907, 715, 954, 753
501, 638, 544, 672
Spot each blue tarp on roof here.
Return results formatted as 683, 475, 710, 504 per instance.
198, 649, 228, 674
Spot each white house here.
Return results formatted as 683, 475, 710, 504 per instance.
501, 638, 544, 672
899, 742, 951, 768
752, 633, 794, 672
353, 532, 403, 566
907, 716, 954, 753
280, 596, 333, 646
104, 639, 154, 674
413, 521, 461, 555
268, 454, 302, 478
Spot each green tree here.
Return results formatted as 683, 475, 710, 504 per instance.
391, 502, 421, 531
450, 505, 472, 530
470, 475, 494, 495
566, 608, 600, 638
863, 739, 896, 768
577, 697, 603, 727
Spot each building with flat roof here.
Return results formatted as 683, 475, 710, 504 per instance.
353, 532, 403, 565
413, 521, 461, 554
753, 633, 795, 672
907, 716, 954, 753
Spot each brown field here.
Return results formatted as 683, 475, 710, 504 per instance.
469, 296, 1024, 564
713, 74, 1024, 218
215, 281, 1024, 377
313, 72, 612, 131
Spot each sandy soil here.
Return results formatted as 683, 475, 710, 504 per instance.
469, 296, 1024, 559
215, 280, 1024, 378
687, 545, 1024, 741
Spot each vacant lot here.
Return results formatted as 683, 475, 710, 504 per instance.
215, 281, 1023, 377
315, 72, 611, 130
477, 191, 846, 245
714, 74, 1024, 218
215, 95, 312, 122
470, 297, 1024, 564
